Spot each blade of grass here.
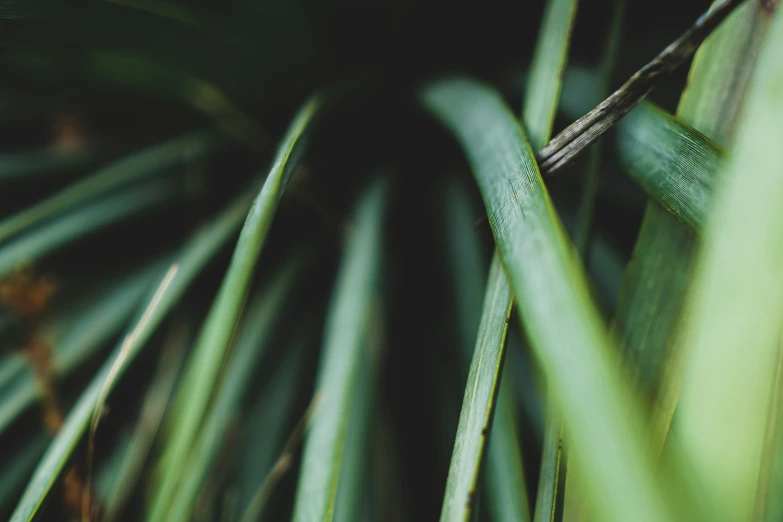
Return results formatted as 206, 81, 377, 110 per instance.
8, 190, 254, 522
523, 1, 578, 519
333, 309, 382, 522
0, 262, 162, 435
423, 78, 672, 522
163, 258, 306, 522
440, 254, 513, 522
461, 2, 582, 518
672, 10, 783, 522
616, 102, 724, 235
0, 434, 48, 511
523, 0, 578, 151
754, 343, 783, 521
0, 130, 220, 245
443, 179, 531, 522
0, 179, 178, 277
573, 0, 624, 254
534, 410, 565, 522
291, 178, 388, 522
613, 0, 772, 452
0, 148, 96, 182
147, 95, 319, 522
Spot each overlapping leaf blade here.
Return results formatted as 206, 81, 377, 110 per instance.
0, 263, 161, 435
613, 0, 772, 454
147, 95, 319, 522
9, 191, 253, 522
423, 78, 671, 522
674, 9, 783, 522
439, 0, 579, 517
617, 102, 723, 234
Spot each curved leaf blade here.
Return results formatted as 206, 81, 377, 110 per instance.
423, 78, 671, 522
617, 102, 724, 235
147, 95, 320, 522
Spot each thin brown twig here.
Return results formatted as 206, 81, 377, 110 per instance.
537, 0, 746, 176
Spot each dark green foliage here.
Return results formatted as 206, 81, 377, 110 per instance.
1, 2, 781, 522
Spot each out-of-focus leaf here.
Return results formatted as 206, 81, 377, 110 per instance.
673, 10, 783, 522
103, 319, 192, 522
0, 263, 161, 435
0, 179, 177, 277
8, 191, 254, 522
0, 131, 220, 245
0, 434, 48, 511
0, 149, 96, 182
333, 314, 382, 522
291, 178, 387, 522
231, 335, 308, 521
523, 0, 579, 150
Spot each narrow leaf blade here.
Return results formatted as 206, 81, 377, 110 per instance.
423, 78, 670, 522
440, 255, 513, 522
291, 178, 388, 522
147, 95, 319, 522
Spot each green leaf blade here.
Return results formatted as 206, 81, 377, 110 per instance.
617, 102, 723, 235
523, 0, 579, 150
8, 192, 252, 522
147, 94, 319, 522
291, 178, 388, 522
0, 130, 220, 245
674, 9, 783, 522
443, 180, 531, 522
614, 0, 772, 454
0, 179, 177, 277
164, 260, 304, 522
440, 254, 513, 522
423, 78, 670, 522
